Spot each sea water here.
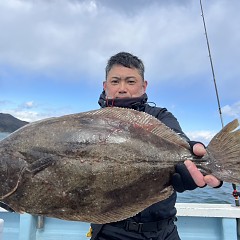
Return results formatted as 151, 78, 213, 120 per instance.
177, 182, 235, 204
0, 133, 236, 205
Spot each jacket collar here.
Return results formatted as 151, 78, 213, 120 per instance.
98, 91, 148, 111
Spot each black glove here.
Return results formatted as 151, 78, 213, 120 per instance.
171, 163, 199, 193
172, 141, 205, 192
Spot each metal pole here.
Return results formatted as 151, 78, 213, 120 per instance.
37, 215, 44, 229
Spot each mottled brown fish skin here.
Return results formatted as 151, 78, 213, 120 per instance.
0, 107, 239, 223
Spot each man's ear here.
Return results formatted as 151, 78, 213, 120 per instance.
143, 80, 148, 92
103, 81, 106, 91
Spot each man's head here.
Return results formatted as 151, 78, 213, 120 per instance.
103, 52, 148, 99
105, 52, 145, 80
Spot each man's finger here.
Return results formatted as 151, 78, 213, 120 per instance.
192, 143, 206, 156
203, 175, 222, 188
184, 160, 206, 187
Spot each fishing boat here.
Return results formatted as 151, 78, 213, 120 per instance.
1, 203, 240, 240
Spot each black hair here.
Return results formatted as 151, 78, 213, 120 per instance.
105, 52, 145, 80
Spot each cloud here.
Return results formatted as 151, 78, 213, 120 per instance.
0, 0, 239, 127
186, 102, 240, 144
92, 0, 190, 15
18, 101, 35, 109
0, 0, 239, 88
6, 110, 42, 122
1, 107, 71, 122
186, 130, 216, 145
0, 99, 74, 122
222, 101, 240, 118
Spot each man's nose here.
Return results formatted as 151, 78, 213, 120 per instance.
118, 82, 127, 92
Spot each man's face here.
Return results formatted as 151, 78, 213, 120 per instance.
103, 65, 148, 99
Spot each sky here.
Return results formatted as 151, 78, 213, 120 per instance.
0, 0, 239, 144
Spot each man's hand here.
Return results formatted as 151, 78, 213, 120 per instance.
172, 142, 222, 192
185, 143, 221, 188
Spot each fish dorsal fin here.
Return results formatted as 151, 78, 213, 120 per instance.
85, 107, 190, 149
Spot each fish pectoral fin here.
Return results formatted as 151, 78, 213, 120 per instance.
27, 156, 56, 175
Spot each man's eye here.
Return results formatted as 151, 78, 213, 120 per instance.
111, 80, 119, 85
127, 80, 136, 85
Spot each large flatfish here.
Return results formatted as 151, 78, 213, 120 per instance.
0, 107, 239, 223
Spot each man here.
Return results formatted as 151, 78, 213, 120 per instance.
90, 52, 222, 240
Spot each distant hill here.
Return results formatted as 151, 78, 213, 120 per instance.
0, 113, 29, 133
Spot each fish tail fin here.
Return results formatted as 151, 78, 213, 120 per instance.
206, 119, 240, 183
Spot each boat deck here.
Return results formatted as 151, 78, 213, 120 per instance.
1, 203, 240, 240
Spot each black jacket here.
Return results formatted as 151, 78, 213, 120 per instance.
98, 91, 189, 221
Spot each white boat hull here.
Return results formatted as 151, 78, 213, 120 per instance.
1, 203, 240, 240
